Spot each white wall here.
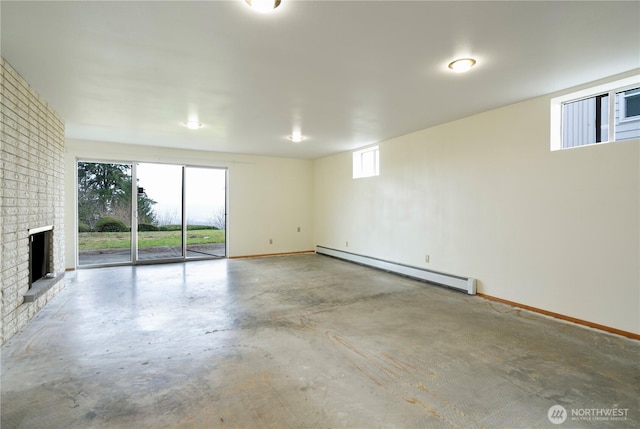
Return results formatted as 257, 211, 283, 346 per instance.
64, 140, 314, 267
313, 77, 640, 335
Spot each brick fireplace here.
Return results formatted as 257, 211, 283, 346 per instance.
28, 225, 53, 286
1, 58, 66, 345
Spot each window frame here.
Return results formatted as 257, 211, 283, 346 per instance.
352, 145, 380, 179
618, 87, 640, 122
550, 75, 640, 151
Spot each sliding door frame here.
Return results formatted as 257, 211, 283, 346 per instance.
76, 158, 227, 268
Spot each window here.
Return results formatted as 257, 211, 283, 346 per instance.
353, 146, 379, 178
77, 161, 226, 267
550, 75, 640, 150
619, 88, 640, 120
561, 93, 609, 147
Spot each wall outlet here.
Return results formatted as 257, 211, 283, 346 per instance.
346, 241, 349, 247
297, 227, 301, 232
425, 255, 430, 263
269, 239, 273, 244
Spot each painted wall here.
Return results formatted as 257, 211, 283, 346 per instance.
313, 76, 640, 335
64, 140, 314, 267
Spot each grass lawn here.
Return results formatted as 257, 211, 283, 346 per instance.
79, 229, 225, 250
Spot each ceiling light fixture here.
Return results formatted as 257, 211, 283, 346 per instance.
448, 58, 477, 73
245, 0, 281, 12
184, 120, 203, 130
289, 131, 304, 143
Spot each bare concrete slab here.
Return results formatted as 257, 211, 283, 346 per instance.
1, 255, 638, 428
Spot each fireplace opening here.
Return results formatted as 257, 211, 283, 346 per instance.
29, 227, 52, 288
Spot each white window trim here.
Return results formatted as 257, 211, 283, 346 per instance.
353, 145, 380, 179
550, 74, 640, 151
618, 87, 640, 123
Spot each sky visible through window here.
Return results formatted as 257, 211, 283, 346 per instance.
137, 163, 225, 226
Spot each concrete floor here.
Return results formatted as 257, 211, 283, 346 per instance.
1, 254, 638, 429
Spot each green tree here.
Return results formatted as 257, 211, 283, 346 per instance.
136, 187, 156, 225
77, 162, 156, 228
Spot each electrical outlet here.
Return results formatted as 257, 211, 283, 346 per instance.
425, 255, 430, 263
297, 227, 301, 232
269, 239, 273, 244
346, 241, 349, 247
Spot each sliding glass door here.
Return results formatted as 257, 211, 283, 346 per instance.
136, 163, 184, 261
77, 162, 133, 266
185, 167, 226, 258
77, 161, 226, 267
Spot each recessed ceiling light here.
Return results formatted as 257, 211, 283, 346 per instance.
245, 0, 281, 13
184, 120, 203, 130
288, 132, 305, 143
448, 58, 477, 73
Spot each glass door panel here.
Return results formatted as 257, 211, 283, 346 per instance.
77, 162, 133, 266
136, 163, 184, 261
185, 167, 226, 258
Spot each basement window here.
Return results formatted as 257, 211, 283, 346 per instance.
551, 75, 640, 150
353, 146, 379, 179
619, 88, 640, 121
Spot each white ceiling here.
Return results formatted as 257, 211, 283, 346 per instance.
2, 1, 639, 159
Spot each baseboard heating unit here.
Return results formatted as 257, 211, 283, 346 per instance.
316, 246, 477, 295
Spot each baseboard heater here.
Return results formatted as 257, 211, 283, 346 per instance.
316, 246, 476, 295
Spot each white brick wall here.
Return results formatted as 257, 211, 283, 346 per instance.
1, 58, 65, 345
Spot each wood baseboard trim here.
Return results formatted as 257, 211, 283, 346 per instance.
476, 293, 639, 341
229, 250, 315, 259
